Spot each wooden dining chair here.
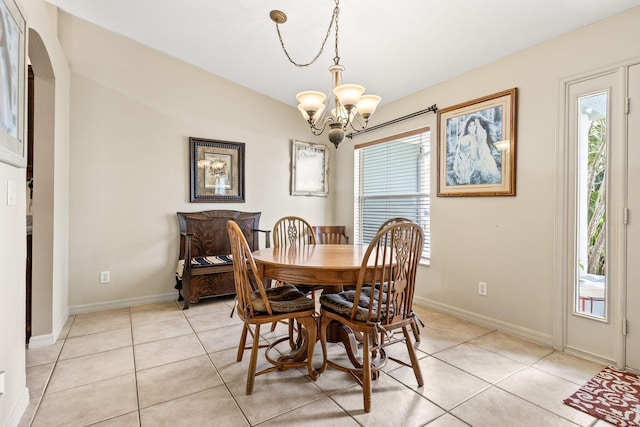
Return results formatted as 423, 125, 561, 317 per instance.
271, 216, 319, 340
379, 217, 413, 231
227, 220, 318, 394
313, 225, 349, 244
377, 218, 424, 342
318, 222, 424, 412
273, 216, 317, 247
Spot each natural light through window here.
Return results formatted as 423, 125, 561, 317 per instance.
576, 92, 607, 319
353, 127, 431, 262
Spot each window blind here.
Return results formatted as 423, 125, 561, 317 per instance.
354, 128, 431, 262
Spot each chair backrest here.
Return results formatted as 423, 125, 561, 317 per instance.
351, 222, 424, 326
313, 226, 349, 244
227, 220, 272, 317
273, 216, 317, 247
378, 217, 413, 232
177, 210, 262, 258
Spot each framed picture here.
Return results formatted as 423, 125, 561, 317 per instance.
437, 88, 517, 197
189, 137, 245, 203
291, 140, 329, 197
0, 0, 26, 167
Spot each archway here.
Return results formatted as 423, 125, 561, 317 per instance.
26, 28, 56, 346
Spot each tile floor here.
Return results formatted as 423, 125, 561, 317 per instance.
19, 297, 615, 427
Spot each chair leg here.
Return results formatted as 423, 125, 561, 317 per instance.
297, 316, 318, 380
318, 315, 332, 375
237, 323, 249, 362
403, 326, 424, 387
411, 319, 420, 345
362, 332, 372, 413
246, 323, 261, 395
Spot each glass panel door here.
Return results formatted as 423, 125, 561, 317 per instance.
576, 92, 607, 319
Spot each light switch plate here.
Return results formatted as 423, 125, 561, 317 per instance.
7, 180, 16, 206
0, 371, 5, 395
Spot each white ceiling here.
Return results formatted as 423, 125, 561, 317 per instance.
45, 0, 640, 108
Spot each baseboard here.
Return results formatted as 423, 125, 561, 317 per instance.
563, 345, 616, 367
29, 293, 178, 348
69, 292, 177, 315
413, 296, 554, 348
27, 334, 55, 349
5, 386, 29, 427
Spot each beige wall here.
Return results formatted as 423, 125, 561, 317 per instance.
335, 7, 640, 343
59, 5, 640, 340
57, 13, 333, 310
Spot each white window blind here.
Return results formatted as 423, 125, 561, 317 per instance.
354, 128, 431, 262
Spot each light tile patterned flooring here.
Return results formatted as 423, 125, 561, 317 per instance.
19, 297, 616, 427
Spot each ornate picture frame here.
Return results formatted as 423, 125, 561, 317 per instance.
291, 140, 329, 197
437, 88, 517, 197
0, 0, 26, 167
189, 137, 245, 203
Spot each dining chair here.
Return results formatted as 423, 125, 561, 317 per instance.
226, 220, 318, 394
318, 221, 424, 412
273, 216, 317, 247
271, 216, 319, 342
376, 218, 425, 342
378, 217, 413, 231
313, 225, 349, 244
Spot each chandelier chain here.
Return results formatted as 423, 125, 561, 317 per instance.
274, 0, 340, 68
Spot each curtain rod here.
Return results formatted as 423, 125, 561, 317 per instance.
345, 104, 438, 139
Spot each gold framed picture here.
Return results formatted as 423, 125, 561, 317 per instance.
437, 88, 517, 196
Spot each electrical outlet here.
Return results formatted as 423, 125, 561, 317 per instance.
100, 271, 110, 284
478, 281, 488, 296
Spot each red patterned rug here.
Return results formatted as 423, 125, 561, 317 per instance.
564, 366, 640, 427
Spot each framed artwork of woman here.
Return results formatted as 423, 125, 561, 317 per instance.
437, 88, 517, 196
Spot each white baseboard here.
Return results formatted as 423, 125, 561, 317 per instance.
5, 386, 29, 427
27, 334, 55, 349
563, 345, 616, 367
28, 292, 178, 348
413, 296, 554, 348
69, 292, 177, 315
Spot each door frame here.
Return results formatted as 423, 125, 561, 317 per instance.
553, 61, 631, 367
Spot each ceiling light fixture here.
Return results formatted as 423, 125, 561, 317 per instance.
270, 0, 381, 148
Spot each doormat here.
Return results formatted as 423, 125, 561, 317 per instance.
564, 366, 640, 427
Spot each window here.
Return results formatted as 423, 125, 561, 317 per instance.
576, 92, 607, 319
354, 127, 431, 262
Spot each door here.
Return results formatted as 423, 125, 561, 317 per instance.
626, 64, 640, 371
564, 69, 625, 363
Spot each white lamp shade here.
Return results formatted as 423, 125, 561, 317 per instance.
299, 104, 325, 122
356, 94, 381, 116
297, 104, 310, 120
296, 91, 326, 114
333, 84, 365, 107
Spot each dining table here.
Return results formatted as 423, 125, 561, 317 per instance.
252, 244, 375, 368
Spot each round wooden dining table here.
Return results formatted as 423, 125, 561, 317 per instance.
251, 244, 371, 289
252, 244, 375, 368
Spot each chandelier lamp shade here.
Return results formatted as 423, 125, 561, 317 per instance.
270, 0, 381, 148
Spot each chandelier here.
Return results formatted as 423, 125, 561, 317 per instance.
270, 0, 381, 148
